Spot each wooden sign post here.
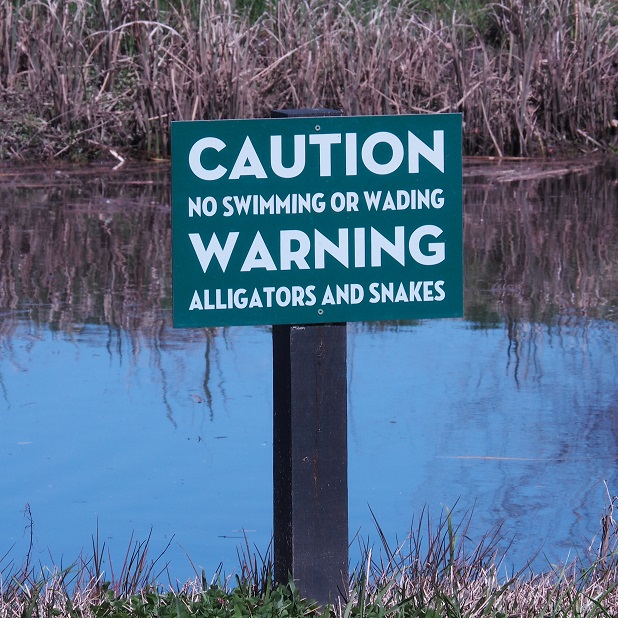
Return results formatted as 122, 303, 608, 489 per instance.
272, 321, 347, 603
271, 108, 347, 605
170, 109, 463, 605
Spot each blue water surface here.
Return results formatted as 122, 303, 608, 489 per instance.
2, 315, 617, 583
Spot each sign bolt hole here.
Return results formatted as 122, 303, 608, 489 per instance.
318, 309, 324, 315
315, 125, 320, 131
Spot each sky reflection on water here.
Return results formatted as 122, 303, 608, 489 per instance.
347, 317, 618, 571
1, 322, 273, 581
1, 159, 617, 584
1, 314, 617, 582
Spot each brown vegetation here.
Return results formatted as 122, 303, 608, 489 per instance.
0, 0, 616, 163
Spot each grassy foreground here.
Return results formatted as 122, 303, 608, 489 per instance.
2, 503, 618, 617
0, 0, 617, 162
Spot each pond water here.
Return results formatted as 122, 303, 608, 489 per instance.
1, 158, 617, 585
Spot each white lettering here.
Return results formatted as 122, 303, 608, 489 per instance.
308, 133, 341, 176
189, 232, 239, 273
409, 225, 445, 265
315, 229, 349, 269
187, 129, 447, 181
345, 133, 357, 175
189, 290, 203, 310
408, 130, 444, 173
364, 191, 382, 210
188, 137, 226, 180
229, 136, 267, 179
370, 227, 405, 266
270, 135, 306, 178
362, 131, 404, 175
280, 230, 311, 270
241, 231, 277, 271
188, 196, 217, 217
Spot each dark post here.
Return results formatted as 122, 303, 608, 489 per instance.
271, 108, 348, 606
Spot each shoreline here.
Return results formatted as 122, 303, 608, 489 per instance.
2, 501, 618, 616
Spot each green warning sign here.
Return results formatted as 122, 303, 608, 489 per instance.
171, 113, 463, 328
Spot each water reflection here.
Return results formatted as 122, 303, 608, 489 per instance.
464, 158, 618, 324
0, 165, 171, 332
0, 159, 617, 581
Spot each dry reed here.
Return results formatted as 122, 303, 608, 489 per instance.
344, 501, 618, 616
0, 0, 616, 162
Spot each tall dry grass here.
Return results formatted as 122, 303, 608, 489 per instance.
2, 499, 618, 616
0, 0, 616, 161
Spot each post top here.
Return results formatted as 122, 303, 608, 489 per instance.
271, 108, 343, 118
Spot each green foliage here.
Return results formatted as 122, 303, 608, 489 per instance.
88, 580, 327, 618
412, 0, 487, 19
236, 0, 272, 21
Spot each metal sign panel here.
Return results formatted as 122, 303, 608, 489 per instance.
171, 114, 462, 328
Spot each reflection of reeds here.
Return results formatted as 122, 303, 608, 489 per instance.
1, 160, 617, 337
0, 0, 616, 161
464, 158, 618, 325
0, 165, 172, 335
